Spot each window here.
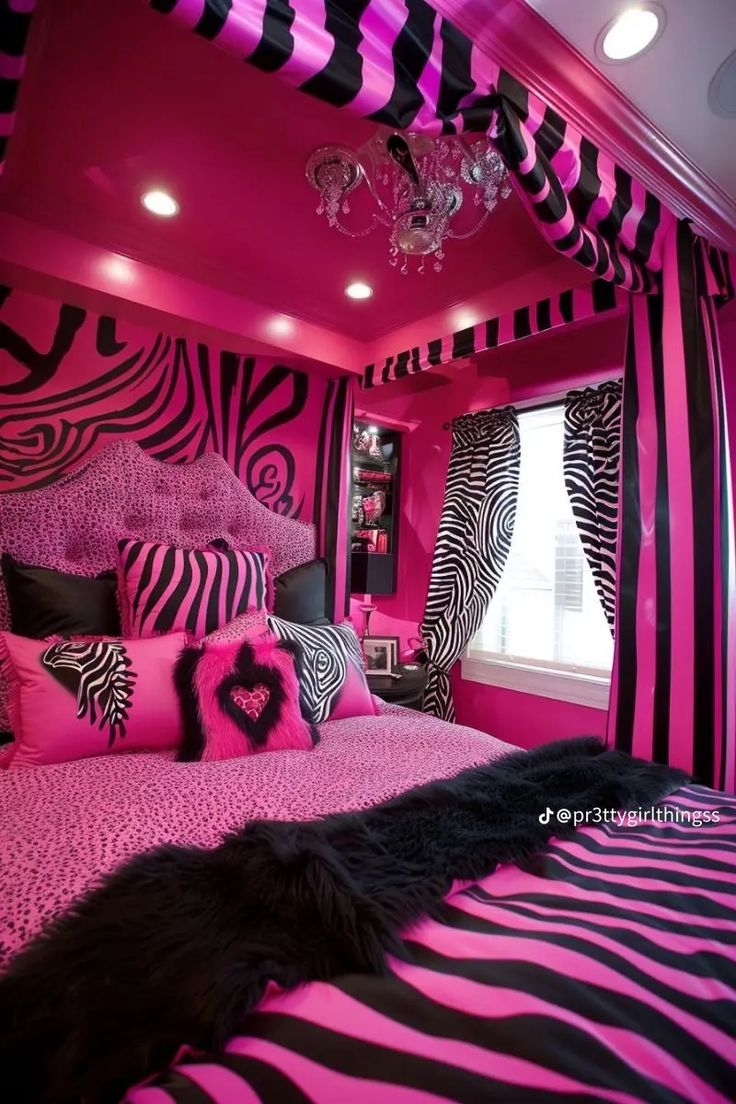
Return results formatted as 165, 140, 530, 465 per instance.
464, 403, 613, 708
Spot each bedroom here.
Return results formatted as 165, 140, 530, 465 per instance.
1, 0, 735, 1101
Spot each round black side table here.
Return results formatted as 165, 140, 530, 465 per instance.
368, 664, 427, 710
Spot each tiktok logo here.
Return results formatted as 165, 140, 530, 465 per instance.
539, 807, 553, 825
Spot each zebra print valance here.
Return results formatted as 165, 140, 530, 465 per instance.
363, 278, 624, 389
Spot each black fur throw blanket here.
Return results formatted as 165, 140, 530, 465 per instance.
1, 737, 686, 1104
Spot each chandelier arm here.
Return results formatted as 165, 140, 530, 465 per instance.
358, 168, 398, 226
446, 208, 492, 240
331, 212, 384, 238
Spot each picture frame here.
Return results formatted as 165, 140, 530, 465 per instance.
362, 636, 399, 676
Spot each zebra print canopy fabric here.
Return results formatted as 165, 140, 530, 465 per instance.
127, 782, 736, 1104
149, 1, 672, 290
0, 0, 34, 177
563, 380, 623, 635
422, 407, 519, 721
363, 278, 624, 389
609, 225, 735, 791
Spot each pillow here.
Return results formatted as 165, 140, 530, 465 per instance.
1, 552, 121, 638
175, 633, 319, 762
201, 609, 269, 645
273, 558, 330, 625
117, 539, 271, 639
0, 630, 187, 769
267, 617, 378, 724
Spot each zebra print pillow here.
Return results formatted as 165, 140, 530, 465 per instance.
0, 630, 187, 768
117, 539, 271, 639
267, 617, 377, 724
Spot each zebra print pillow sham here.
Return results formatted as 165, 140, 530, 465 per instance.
175, 632, 319, 762
267, 617, 377, 724
0, 631, 187, 769
117, 539, 271, 640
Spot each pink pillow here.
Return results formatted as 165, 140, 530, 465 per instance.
0, 631, 187, 769
200, 609, 269, 645
175, 632, 319, 762
267, 617, 378, 723
117, 539, 272, 639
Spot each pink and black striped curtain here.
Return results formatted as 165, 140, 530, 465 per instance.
139, 2, 731, 788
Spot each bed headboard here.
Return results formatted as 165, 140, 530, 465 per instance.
0, 438, 316, 637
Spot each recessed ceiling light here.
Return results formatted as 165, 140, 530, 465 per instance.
597, 5, 664, 63
141, 190, 179, 217
346, 281, 373, 300
267, 315, 295, 337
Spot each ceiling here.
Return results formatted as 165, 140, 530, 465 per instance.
526, 0, 736, 199
0, 0, 567, 346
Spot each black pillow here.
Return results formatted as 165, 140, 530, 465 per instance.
1, 552, 121, 639
273, 558, 330, 625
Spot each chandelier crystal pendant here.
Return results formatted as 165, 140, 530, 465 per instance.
306, 129, 511, 274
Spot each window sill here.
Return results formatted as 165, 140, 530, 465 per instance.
461, 654, 611, 710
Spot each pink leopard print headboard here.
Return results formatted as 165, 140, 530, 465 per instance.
0, 440, 316, 731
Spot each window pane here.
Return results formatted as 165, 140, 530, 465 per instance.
474, 405, 613, 674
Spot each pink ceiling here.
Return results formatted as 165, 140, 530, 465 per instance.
0, 0, 569, 345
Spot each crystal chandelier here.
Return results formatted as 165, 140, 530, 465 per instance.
306, 130, 511, 274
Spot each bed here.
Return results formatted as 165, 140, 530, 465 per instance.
1, 443, 735, 1104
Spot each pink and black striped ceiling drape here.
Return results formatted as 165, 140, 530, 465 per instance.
79, 2, 734, 788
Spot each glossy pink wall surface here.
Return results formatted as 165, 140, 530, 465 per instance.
357, 313, 626, 748
0, 284, 336, 523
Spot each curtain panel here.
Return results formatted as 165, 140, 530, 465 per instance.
421, 408, 519, 720
142, 2, 732, 786
563, 380, 623, 635
608, 223, 734, 791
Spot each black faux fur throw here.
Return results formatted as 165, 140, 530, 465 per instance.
0, 737, 686, 1104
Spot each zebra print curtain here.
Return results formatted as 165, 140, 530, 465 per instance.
563, 380, 623, 634
421, 408, 520, 721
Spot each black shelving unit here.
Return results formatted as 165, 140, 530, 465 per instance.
350, 421, 402, 596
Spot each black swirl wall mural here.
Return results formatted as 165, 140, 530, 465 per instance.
0, 285, 339, 525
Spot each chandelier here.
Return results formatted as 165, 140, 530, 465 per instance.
306, 130, 511, 274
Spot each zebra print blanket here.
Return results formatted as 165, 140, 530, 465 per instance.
0, 738, 687, 1104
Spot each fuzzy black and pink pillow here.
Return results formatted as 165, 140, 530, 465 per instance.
174, 632, 319, 762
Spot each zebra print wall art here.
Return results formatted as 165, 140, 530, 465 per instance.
0, 284, 339, 522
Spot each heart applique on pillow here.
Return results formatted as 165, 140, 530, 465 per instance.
229, 683, 270, 721
174, 630, 319, 762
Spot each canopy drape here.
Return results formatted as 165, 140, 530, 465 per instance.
143, 3, 735, 786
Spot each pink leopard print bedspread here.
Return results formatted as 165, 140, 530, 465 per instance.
0, 706, 509, 966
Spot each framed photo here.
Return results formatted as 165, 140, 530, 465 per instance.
362, 636, 399, 676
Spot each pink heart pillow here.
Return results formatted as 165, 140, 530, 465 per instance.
175, 632, 319, 762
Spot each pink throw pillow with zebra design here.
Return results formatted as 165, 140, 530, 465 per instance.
0, 630, 187, 769
117, 539, 271, 639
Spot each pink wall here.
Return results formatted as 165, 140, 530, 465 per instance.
357, 313, 627, 749
0, 283, 336, 522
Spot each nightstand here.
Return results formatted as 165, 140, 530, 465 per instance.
368, 664, 427, 710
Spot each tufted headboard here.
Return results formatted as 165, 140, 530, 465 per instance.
0, 440, 316, 729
